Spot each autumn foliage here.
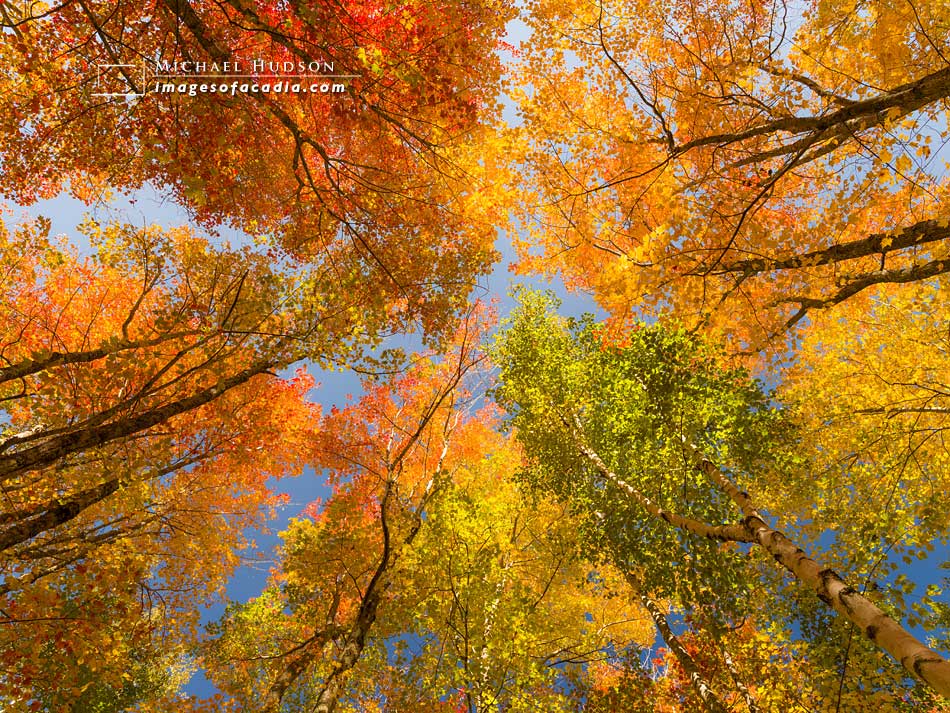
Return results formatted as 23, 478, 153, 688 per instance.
0, 215, 320, 707
511, 0, 950, 354
3, 0, 950, 710
0, 0, 515, 337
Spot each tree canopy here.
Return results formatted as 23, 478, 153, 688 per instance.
511, 0, 950, 354
3, 0, 950, 710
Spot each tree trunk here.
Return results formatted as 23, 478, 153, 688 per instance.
0, 361, 271, 480
626, 573, 729, 713
698, 459, 950, 697
573, 434, 950, 696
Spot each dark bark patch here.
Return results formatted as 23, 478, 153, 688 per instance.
913, 656, 943, 677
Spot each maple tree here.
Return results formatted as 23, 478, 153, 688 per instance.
510, 0, 950, 353
491, 291, 950, 698
200, 310, 494, 711
0, 0, 515, 338
0, 215, 325, 708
